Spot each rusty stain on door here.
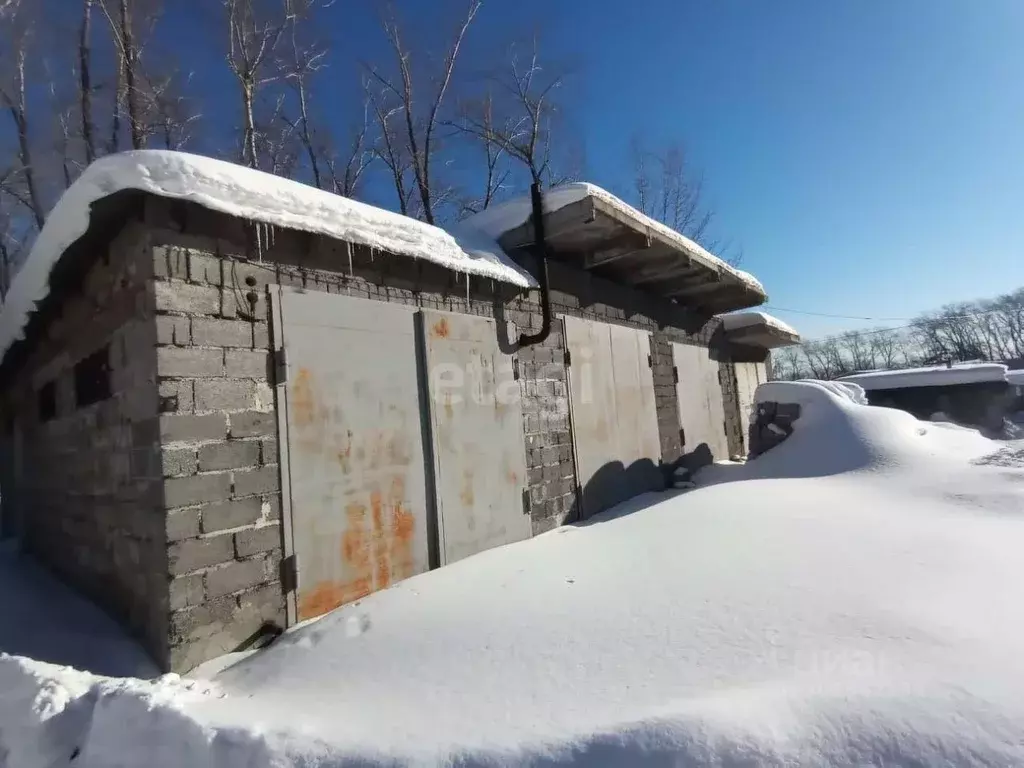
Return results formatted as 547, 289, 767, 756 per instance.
277, 290, 430, 623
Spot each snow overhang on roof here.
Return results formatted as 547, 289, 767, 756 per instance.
458, 183, 768, 316
0, 151, 537, 368
839, 363, 1010, 391
719, 311, 800, 348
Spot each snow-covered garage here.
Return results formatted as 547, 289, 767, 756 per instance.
0, 150, 778, 672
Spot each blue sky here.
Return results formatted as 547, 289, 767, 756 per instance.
167, 1, 1024, 339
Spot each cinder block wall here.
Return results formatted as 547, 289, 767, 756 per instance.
3, 221, 170, 656
3, 191, 741, 672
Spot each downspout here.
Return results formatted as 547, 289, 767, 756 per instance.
517, 181, 552, 348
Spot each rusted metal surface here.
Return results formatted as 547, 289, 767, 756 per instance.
278, 290, 430, 622
563, 316, 662, 518
672, 342, 730, 460
734, 361, 768, 456
420, 309, 531, 565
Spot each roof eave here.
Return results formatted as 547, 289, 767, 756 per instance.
497, 195, 767, 315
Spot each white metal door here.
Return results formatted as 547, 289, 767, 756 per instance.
563, 316, 662, 518
276, 289, 430, 622
672, 343, 730, 460
420, 310, 531, 564
734, 361, 768, 456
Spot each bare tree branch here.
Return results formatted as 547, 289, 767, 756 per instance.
367, 0, 481, 223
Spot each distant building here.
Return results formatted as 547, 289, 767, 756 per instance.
839, 363, 1014, 432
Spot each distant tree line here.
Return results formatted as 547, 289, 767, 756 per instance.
772, 287, 1024, 381
0, 0, 738, 298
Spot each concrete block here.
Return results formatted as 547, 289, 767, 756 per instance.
201, 497, 263, 533
205, 558, 268, 598
198, 441, 260, 472
159, 413, 227, 443
260, 438, 278, 465
157, 347, 224, 377
225, 350, 269, 379
188, 252, 223, 286
264, 495, 281, 521
165, 472, 232, 509
194, 379, 256, 412
162, 446, 198, 476
233, 466, 279, 497
234, 524, 281, 558
156, 315, 190, 346
168, 534, 235, 575
159, 379, 194, 413
192, 318, 253, 348
252, 322, 270, 349
167, 508, 201, 541
229, 411, 275, 438
153, 245, 187, 279
154, 281, 221, 315
169, 574, 205, 611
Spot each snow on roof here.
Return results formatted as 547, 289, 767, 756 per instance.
459, 182, 765, 295
0, 150, 536, 364
7, 385, 1024, 765
720, 310, 799, 338
839, 362, 1009, 391
1006, 369, 1024, 386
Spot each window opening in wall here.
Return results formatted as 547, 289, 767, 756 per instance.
37, 382, 56, 423
75, 346, 112, 407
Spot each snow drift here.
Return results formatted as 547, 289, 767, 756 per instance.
0, 150, 536, 363
3, 383, 1024, 767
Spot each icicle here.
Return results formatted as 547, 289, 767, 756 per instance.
268, 223, 276, 247
347, 241, 354, 276
465, 272, 470, 305
254, 220, 263, 262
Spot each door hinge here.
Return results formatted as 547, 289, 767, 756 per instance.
679, 427, 686, 446
273, 347, 289, 384
563, 348, 572, 366
512, 356, 520, 381
673, 365, 679, 383
522, 488, 531, 515
647, 353, 654, 368
280, 553, 298, 593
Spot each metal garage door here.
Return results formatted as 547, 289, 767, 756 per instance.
563, 316, 662, 518
274, 289, 431, 622
672, 343, 730, 460
419, 310, 531, 565
735, 361, 768, 456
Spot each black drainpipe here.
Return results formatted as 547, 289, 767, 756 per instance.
517, 181, 552, 348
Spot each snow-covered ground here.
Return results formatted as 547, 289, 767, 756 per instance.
4, 382, 1024, 767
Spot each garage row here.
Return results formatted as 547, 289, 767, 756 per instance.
272, 288, 769, 622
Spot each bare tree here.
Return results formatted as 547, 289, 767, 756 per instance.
630, 136, 714, 243
279, 0, 329, 187
802, 338, 845, 380
79, 0, 97, 163
139, 68, 201, 149
98, 0, 148, 149
366, 0, 481, 223
323, 97, 374, 198
838, 330, 875, 372
455, 39, 568, 190
869, 328, 902, 370
224, 0, 287, 169
365, 76, 415, 215
0, 0, 45, 229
